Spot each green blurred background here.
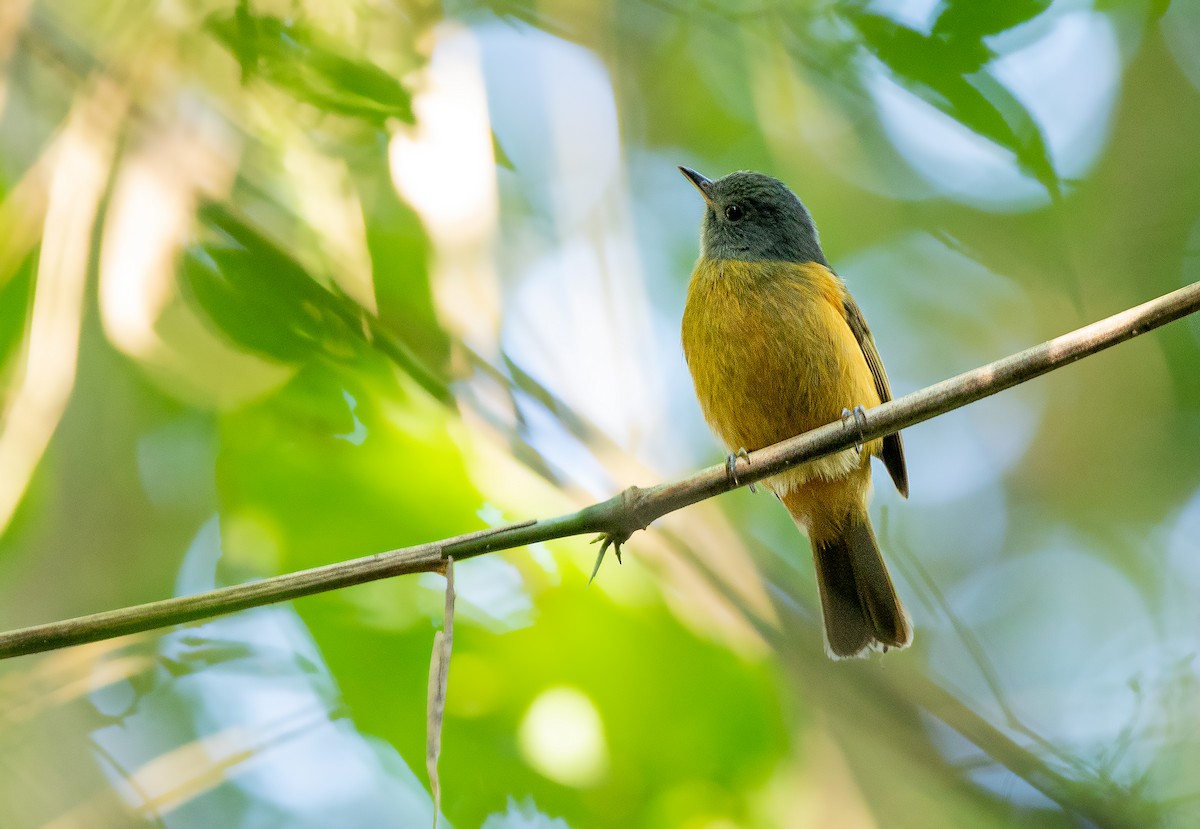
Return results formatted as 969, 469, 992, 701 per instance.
1, 0, 1198, 826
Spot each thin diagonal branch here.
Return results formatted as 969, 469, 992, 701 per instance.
0, 280, 1198, 660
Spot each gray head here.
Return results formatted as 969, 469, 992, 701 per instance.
679, 167, 827, 265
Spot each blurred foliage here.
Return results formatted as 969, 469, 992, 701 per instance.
1, 0, 1199, 828
207, 2, 415, 125
845, 0, 1060, 193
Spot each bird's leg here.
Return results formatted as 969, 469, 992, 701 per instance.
840, 405, 868, 454
725, 447, 757, 492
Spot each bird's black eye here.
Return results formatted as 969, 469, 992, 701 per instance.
724, 203, 744, 221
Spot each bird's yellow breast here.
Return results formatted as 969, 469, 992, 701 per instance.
681, 258, 882, 487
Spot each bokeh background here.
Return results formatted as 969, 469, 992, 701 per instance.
1, 0, 1199, 826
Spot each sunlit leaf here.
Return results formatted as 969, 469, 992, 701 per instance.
0, 257, 34, 379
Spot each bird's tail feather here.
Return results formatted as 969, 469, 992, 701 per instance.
807, 510, 911, 659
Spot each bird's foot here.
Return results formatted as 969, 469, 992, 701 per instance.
841, 405, 868, 454
725, 447, 756, 492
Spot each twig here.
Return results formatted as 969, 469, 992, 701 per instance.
0, 281, 1197, 660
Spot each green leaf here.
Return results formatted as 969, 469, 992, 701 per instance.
931, 0, 1054, 43
853, 11, 988, 77
180, 204, 359, 364
493, 133, 515, 171
206, 5, 414, 125
184, 201, 454, 406
851, 11, 1059, 193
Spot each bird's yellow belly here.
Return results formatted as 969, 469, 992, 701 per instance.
681, 259, 881, 494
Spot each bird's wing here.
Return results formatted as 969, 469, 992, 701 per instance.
841, 291, 909, 498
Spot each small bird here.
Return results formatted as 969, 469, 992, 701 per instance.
679, 167, 911, 658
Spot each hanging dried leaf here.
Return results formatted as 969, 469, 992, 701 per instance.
426, 557, 455, 828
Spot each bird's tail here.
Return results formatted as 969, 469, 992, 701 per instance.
784, 493, 911, 659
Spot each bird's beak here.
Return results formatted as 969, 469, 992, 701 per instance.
678, 166, 714, 206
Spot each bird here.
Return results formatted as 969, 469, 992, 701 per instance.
678, 166, 911, 659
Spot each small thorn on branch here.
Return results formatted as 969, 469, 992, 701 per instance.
587, 485, 652, 583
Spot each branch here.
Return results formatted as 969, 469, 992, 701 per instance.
1, 281, 1198, 660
